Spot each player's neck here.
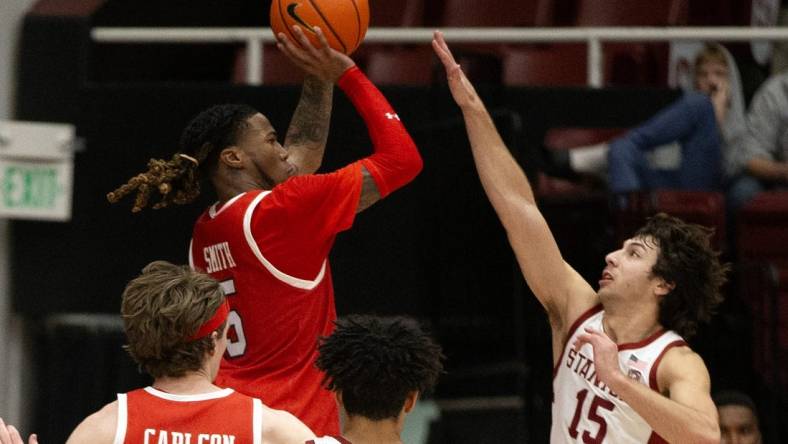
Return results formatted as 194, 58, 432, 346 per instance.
601, 303, 661, 345
151, 371, 219, 395
214, 171, 270, 203
342, 416, 403, 444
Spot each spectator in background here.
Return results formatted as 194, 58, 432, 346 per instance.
308, 315, 444, 444
714, 390, 762, 444
606, 43, 745, 201
546, 44, 746, 204
725, 71, 788, 211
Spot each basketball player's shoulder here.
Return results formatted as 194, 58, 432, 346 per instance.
657, 342, 710, 390
65, 400, 118, 444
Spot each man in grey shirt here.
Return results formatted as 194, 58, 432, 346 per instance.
727, 73, 788, 210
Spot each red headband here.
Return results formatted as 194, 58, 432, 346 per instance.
188, 299, 230, 341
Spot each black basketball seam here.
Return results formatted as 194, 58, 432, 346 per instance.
278, 0, 301, 47
348, 0, 362, 53
306, 0, 348, 54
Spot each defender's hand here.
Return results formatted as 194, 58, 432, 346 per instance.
432, 30, 482, 110
276, 25, 355, 83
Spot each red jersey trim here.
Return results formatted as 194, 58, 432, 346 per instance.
114, 393, 127, 444
648, 339, 688, 392
552, 304, 603, 379
242, 191, 327, 290
618, 328, 668, 351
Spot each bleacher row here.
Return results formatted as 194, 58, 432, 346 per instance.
236, 0, 754, 87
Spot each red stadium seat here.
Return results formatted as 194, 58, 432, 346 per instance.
737, 191, 788, 264
573, 0, 687, 26
502, 45, 587, 86
233, 45, 304, 85
544, 127, 627, 149
439, 0, 554, 27
614, 191, 726, 251
736, 192, 788, 395
364, 46, 435, 85
370, 0, 425, 26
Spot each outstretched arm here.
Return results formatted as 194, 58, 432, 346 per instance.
284, 75, 333, 175
432, 31, 596, 332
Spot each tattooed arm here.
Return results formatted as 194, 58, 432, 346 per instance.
285, 74, 333, 175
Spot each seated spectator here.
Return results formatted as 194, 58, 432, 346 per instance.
546, 44, 745, 203
308, 315, 444, 444
713, 390, 762, 444
725, 71, 788, 211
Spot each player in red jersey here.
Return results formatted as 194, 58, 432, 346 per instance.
108, 26, 422, 435
433, 31, 727, 443
65, 261, 314, 443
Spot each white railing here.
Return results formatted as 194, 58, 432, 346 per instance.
92, 27, 788, 87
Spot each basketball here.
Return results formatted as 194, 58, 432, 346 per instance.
270, 0, 369, 55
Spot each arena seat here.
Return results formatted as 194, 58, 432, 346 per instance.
364, 46, 435, 85
502, 45, 587, 86
614, 190, 726, 250
369, 0, 425, 27
439, 0, 553, 27
232, 45, 304, 85
544, 127, 627, 149
573, 0, 687, 26
569, 0, 682, 86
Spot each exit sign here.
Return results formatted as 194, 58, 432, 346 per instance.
0, 159, 73, 221
0, 121, 75, 221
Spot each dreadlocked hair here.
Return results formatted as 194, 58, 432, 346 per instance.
316, 315, 445, 421
108, 104, 259, 212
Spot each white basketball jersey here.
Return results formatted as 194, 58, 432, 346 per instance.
550, 305, 686, 444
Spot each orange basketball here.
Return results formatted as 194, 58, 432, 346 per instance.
270, 0, 369, 55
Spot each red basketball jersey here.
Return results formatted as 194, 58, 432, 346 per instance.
190, 163, 363, 436
116, 387, 260, 443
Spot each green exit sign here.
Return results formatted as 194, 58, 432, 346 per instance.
0, 159, 72, 221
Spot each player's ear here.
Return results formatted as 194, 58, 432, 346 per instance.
334, 391, 344, 409
218, 146, 245, 169
655, 278, 675, 297
402, 391, 419, 414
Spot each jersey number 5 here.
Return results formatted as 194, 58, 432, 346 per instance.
220, 279, 247, 358
568, 388, 615, 444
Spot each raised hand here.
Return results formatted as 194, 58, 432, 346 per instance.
276, 25, 355, 83
710, 78, 730, 125
573, 327, 625, 389
0, 418, 37, 444
431, 30, 482, 110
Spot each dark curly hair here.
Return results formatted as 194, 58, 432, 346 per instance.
315, 315, 445, 421
635, 213, 729, 338
108, 104, 258, 212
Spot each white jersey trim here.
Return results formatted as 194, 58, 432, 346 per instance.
142, 386, 235, 402
253, 398, 263, 444
113, 393, 127, 444
209, 193, 245, 219
188, 238, 194, 269
311, 438, 344, 444
242, 191, 327, 290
